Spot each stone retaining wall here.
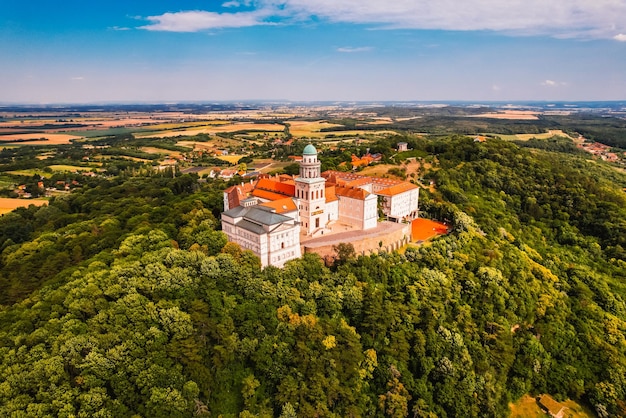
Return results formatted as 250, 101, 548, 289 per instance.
302, 222, 411, 261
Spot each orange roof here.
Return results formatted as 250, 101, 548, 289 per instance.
351, 154, 373, 167
325, 186, 338, 203
277, 175, 295, 184
252, 189, 290, 201
411, 218, 449, 241
259, 197, 297, 214
351, 159, 369, 167
322, 170, 362, 181
335, 186, 370, 200
256, 178, 295, 197
377, 182, 419, 196
224, 182, 255, 195
224, 183, 256, 208
371, 177, 402, 187
345, 177, 372, 188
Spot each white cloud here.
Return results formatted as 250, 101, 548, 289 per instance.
222, 0, 253, 8
71, 76, 85, 81
541, 79, 567, 87
139, 0, 626, 40
139, 10, 270, 32
336, 46, 373, 53
614, 33, 626, 42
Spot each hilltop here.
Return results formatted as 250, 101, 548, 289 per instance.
0, 104, 625, 417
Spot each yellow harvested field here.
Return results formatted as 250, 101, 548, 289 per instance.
515, 130, 573, 141
323, 130, 396, 137
135, 122, 285, 139
135, 128, 212, 138
366, 119, 394, 125
358, 164, 399, 177
177, 141, 213, 150
0, 133, 82, 145
213, 123, 285, 133
288, 120, 344, 136
140, 147, 183, 159
469, 110, 539, 120
146, 121, 230, 130
0, 198, 48, 214
288, 119, 395, 138
216, 155, 246, 164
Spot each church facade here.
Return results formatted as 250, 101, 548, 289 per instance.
221, 144, 419, 267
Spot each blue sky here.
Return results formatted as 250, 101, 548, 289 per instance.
1, 0, 625, 103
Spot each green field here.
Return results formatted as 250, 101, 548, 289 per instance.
6, 165, 96, 177
47, 165, 96, 172
6, 169, 51, 178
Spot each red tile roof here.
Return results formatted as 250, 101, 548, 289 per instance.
256, 178, 295, 197
259, 197, 298, 214
345, 177, 372, 188
252, 189, 290, 201
224, 183, 256, 208
377, 182, 419, 196
335, 186, 370, 200
325, 186, 338, 203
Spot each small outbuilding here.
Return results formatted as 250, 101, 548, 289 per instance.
537, 395, 567, 418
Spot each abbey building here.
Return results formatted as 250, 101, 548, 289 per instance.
221, 144, 419, 267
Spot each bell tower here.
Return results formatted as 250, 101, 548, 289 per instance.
295, 144, 326, 236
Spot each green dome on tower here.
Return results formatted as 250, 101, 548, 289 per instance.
303, 144, 317, 155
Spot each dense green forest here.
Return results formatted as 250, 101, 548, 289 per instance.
1, 136, 625, 417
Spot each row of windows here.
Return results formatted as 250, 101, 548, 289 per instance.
296, 188, 324, 200
272, 251, 296, 263
237, 230, 259, 243
237, 240, 259, 252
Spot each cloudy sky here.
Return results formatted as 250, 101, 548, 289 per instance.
1, 0, 625, 103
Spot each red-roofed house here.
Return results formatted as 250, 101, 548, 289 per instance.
223, 181, 256, 211
377, 182, 420, 222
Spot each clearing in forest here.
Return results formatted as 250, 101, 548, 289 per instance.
509, 394, 594, 418
0, 198, 48, 215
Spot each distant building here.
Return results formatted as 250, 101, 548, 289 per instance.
397, 142, 408, 152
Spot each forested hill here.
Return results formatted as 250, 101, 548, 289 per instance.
1, 137, 625, 417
